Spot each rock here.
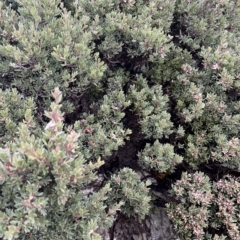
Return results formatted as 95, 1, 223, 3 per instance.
97, 207, 177, 240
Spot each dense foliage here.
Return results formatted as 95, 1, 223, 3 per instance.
0, 0, 239, 239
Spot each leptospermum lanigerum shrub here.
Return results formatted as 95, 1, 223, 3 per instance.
0, 0, 239, 239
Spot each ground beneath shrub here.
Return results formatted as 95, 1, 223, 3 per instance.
97, 207, 177, 240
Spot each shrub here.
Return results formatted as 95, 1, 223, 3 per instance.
0, 88, 151, 239
166, 172, 240, 240
0, 0, 239, 239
